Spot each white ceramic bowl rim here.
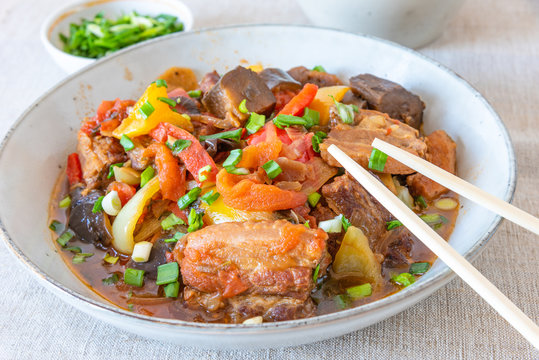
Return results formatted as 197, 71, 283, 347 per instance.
0, 24, 517, 333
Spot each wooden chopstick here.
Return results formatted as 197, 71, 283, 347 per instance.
327, 144, 539, 349
371, 138, 539, 235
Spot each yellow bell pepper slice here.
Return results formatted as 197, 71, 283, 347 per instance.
112, 83, 193, 139
112, 176, 160, 254
246, 64, 264, 73
308, 86, 350, 126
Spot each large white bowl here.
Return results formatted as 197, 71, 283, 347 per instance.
0, 25, 516, 349
41, 0, 193, 73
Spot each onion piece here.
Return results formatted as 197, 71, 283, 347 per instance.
319, 214, 343, 233
102, 191, 122, 216
112, 176, 160, 254
113, 166, 141, 185
132, 241, 153, 262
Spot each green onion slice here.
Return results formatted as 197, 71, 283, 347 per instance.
187, 90, 201, 98
49, 220, 64, 233
245, 113, 266, 134
223, 149, 243, 169
312, 264, 320, 283
200, 190, 220, 205
104, 253, 119, 264
273, 114, 308, 129
139, 100, 155, 119
64, 246, 82, 253
420, 213, 448, 224
262, 160, 282, 179
158, 96, 176, 107
341, 215, 352, 232
56, 230, 74, 247
302, 107, 320, 128
312, 65, 326, 72
187, 208, 204, 232
198, 165, 212, 182
307, 192, 321, 208
120, 134, 135, 151
108, 162, 124, 179
331, 96, 358, 124
177, 187, 201, 210
238, 99, 249, 114
59, 196, 71, 208
164, 281, 180, 297
409, 262, 430, 275
311, 131, 327, 153
92, 196, 104, 213
156, 262, 179, 285
334, 294, 350, 309
368, 148, 388, 172
346, 283, 372, 299
154, 79, 167, 88
140, 166, 155, 188
416, 196, 427, 209
392, 272, 415, 287
386, 220, 403, 230
102, 273, 119, 285
167, 139, 191, 154
72, 253, 94, 264
161, 213, 185, 231
199, 128, 243, 142
164, 231, 184, 243
224, 166, 250, 175
124, 268, 145, 287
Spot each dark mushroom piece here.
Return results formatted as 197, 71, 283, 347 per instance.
258, 68, 302, 93
125, 238, 176, 280
68, 187, 112, 246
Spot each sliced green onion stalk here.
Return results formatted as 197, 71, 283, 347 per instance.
72, 252, 94, 264
318, 214, 344, 233
273, 114, 309, 129
156, 262, 179, 285
124, 268, 145, 287
127, 304, 134, 311
177, 187, 201, 210
164, 281, 180, 297
409, 262, 430, 275
164, 231, 184, 243
187, 208, 204, 232
103, 253, 119, 264
167, 138, 191, 154
302, 107, 320, 128
92, 196, 105, 213
199, 128, 243, 142
154, 79, 167, 88
245, 113, 266, 134
307, 192, 321, 207
161, 213, 185, 230
312, 65, 326, 72
331, 96, 358, 124
107, 162, 124, 179
56, 230, 74, 247
49, 220, 64, 233
102, 273, 119, 285
341, 215, 352, 232
386, 220, 403, 230
262, 160, 282, 179
157, 96, 176, 107
102, 191, 122, 216
64, 246, 81, 253
346, 283, 372, 299
238, 99, 249, 114
416, 195, 427, 209
334, 294, 350, 309
223, 149, 243, 168
311, 131, 327, 153
112, 176, 160, 254
312, 264, 320, 283
131, 241, 153, 262
201, 190, 220, 205
140, 166, 155, 188
138, 100, 155, 119
420, 213, 448, 225
198, 165, 212, 182
224, 166, 250, 175
304, 221, 310, 228
391, 272, 416, 287
368, 148, 388, 172
59, 196, 71, 208
120, 134, 135, 151
187, 90, 201, 98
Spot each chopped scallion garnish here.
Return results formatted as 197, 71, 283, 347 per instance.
307, 192, 321, 208
104, 253, 119, 264
140, 166, 155, 188
64, 246, 82, 253
139, 100, 155, 119
164, 232, 184, 243
391, 272, 415, 287
223, 149, 242, 168
386, 220, 403, 230
245, 113, 266, 134
302, 107, 320, 128
200, 190, 220, 205
238, 99, 248, 114
178, 187, 201, 210
311, 131, 327, 153
416, 195, 427, 209
102, 273, 119, 285
334, 294, 350, 309
312, 65, 326, 72
198, 165, 212, 182
312, 264, 320, 283
187, 208, 204, 232
420, 213, 448, 225
262, 160, 282, 179
156, 262, 179, 285
157, 96, 176, 107
187, 90, 201, 98
409, 262, 430, 275
59, 196, 71, 208
92, 196, 104, 213
124, 268, 145, 287
120, 134, 135, 151
273, 114, 309, 129
107, 162, 124, 179
225, 167, 250, 175
166, 138, 191, 154
72, 252, 94, 264
368, 148, 388, 172
199, 128, 243, 142
164, 281, 180, 297
331, 96, 358, 124
49, 220, 64, 233
346, 283, 372, 299
341, 215, 352, 232
161, 213, 185, 231
154, 79, 167, 88
56, 231, 74, 247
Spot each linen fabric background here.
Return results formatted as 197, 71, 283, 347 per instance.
0, 0, 537, 358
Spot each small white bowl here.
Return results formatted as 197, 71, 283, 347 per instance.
41, 0, 193, 73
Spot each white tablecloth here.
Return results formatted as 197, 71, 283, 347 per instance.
1, 0, 538, 358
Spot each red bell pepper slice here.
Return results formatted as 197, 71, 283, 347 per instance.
107, 181, 137, 206
277, 83, 318, 117
144, 143, 186, 201
149, 123, 218, 185
66, 153, 83, 186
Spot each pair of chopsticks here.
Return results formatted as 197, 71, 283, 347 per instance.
327, 140, 539, 350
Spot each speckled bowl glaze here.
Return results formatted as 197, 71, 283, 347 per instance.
0, 25, 516, 349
